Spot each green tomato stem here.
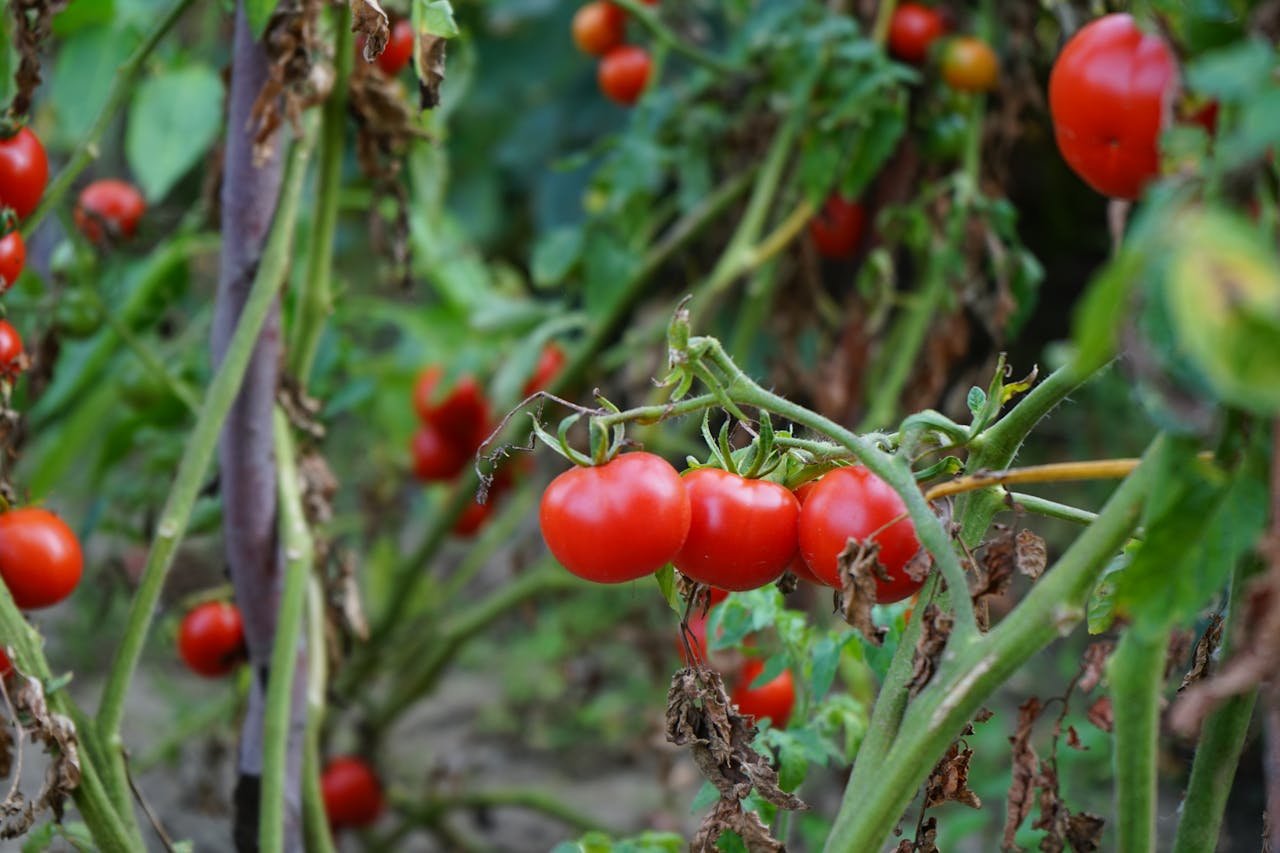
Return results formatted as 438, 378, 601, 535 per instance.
1108, 627, 1169, 853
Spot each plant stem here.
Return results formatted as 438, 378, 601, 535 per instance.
94, 295, 201, 414
823, 440, 1153, 851
302, 574, 338, 853
260, 408, 315, 853
1108, 627, 1169, 853
926, 458, 1144, 501
1171, 557, 1261, 853
20, 0, 198, 237
610, 0, 739, 73
288, 1, 351, 385
1008, 492, 1101, 528
95, 131, 312, 745
870, 0, 899, 44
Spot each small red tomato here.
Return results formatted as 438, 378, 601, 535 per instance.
523, 342, 568, 397
1048, 14, 1179, 200
413, 366, 491, 452
674, 469, 800, 592
0, 320, 22, 378
410, 425, 468, 482
0, 647, 11, 676
540, 452, 691, 584
0, 231, 24, 291
731, 660, 795, 728
178, 602, 247, 678
321, 756, 385, 829
0, 508, 83, 610
572, 2, 626, 57
598, 45, 651, 106
809, 196, 866, 260
788, 482, 826, 585
941, 36, 999, 93
374, 19, 415, 76
453, 496, 494, 537
0, 128, 49, 220
888, 3, 945, 65
74, 179, 146, 245
798, 466, 923, 603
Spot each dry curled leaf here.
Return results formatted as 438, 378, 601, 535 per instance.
1002, 697, 1043, 850
835, 539, 887, 645
1, 673, 81, 839
350, 0, 390, 60
1015, 529, 1047, 579
896, 817, 938, 853
6, 0, 69, 120
908, 604, 953, 698
1065, 812, 1106, 852
974, 707, 995, 724
1032, 760, 1069, 852
924, 742, 981, 809
278, 377, 326, 442
1086, 696, 1113, 733
1077, 642, 1113, 694
250, 0, 328, 165
1178, 614, 1223, 693
1065, 726, 1085, 751
691, 796, 784, 853
416, 34, 448, 109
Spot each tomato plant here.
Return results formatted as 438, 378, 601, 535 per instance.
572, 1, 626, 57
941, 36, 998, 93
320, 757, 384, 829
809, 195, 866, 260
413, 366, 490, 452
523, 341, 567, 396
376, 19, 415, 76
730, 659, 795, 728
0, 508, 82, 610
0, 230, 23, 290
888, 3, 945, 65
0, 128, 48, 219
0, 320, 21, 379
409, 423, 467, 482
74, 179, 146, 244
598, 45, 651, 106
177, 601, 247, 678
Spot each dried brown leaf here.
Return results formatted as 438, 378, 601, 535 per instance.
1065, 812, 1105, 852
7, 1, 69, 120
692, 796, 785, 853
0, 673, 80, 839
1015, 529, 1047, 579
335, 549, 369, 641
1077, 642, 1113, 694
1033, 760, 1069, 852
416, 34, 448, 110
974, 707, 995, 724
351, 0, 390, 60
1178, 614, 1224, 693
836, 539, 887, 645
924, 742, 981, 809
908, 605, 953, 698
1065, 726, 1085, 751
1086, 696, 1113, 733
1002, 697, 1043, 850
250, 0, 327, 165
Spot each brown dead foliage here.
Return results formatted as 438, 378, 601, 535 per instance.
835, 539, 888, 645
908, 605, 953, 698
351, 0, 390, 59
0, 673, 81, 839
896, 816, 938, 853
1179, 614, 1224, 693
250, 0, 330, 165
667, 667, 805, 852
924, 741, 981, 809
1003, 697, 1042, 849
1086, 696, 1113, 734
6, 1, 68, 121
1077, 642, 1113, 694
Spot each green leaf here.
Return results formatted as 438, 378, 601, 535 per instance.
49, 27, 136, 147
247, 0, 279, 39
966, 386, 986, 417
53, 0, 115, 35
840, 96, 907, 199
531, 227, 583, 288
1087, 551, 1131, 635
126, 66, 225, 201
808, 634, 843, 701
654, 564, 680, 614
416, 0, 460, 38
691, 780, 719, 811
1071, 249, 1143, 375
1185, 38, 1276, 101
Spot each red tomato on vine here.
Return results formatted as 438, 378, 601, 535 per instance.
809, 196, 866, 260
75, 179, 146, 244
1048, 14, 1179, 200
523, 342, 567, 396
941, 36, 998, 93
321, 756, 385, 829
888, 3, 945, 65
573, 2, 626, 56
413, 366, 491, 452
0, 128, 48, 220
673, 468, 800, 592
178, 602, 247, 678
0, 231, 24, 291
0, 648, 9, 677
788, 481, 825, 585
410, 424, 468, 482
379, 19, 415, 76
540, 452, 690, 583
0, 508, 83, 610
731, 660, 794, 728
798, 466, 924, 603
598, 45, 651, 106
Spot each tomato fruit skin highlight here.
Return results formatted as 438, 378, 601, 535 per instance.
0, 508, 83, 609
809, 196, 866, 260
0, 128, 49, 220
598, 45, 652, 106
674, 468, 800, 592
941, 36, 999, 93
0, 231, 23, 290
540, 452, 690, 583
888, 3, 945, 65
798, 466, 924, 603
178, 601, 247, 678
321, 756, 385, 829
74, 179, 146, 244
573, 2, 626, 57
731, 660, 795, 728
1048, 13, 1179, 200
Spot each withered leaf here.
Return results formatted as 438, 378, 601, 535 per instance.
691, 797, 785, 853
335, 549, 369, 641
1, 673, 81, 839
897, 817, 939, 853
835, 539, 887, 646
1065, 726, 1085, 751
974, 707, 995, 724
350, 0, 390, 60
1065, 811, 1105, 852
1164, 628, 1195, 680
1086, 696, 1113, 733
1178, 614, 1224, 693
1002, 697, 1043, 850
250, 0, 326, 165
417, 34, 448, 110
1015, 529, 1047, 579
924, 742, 981, 809
1077, 642, 1113, 694
908, 605, 954, 699
1033, 760, 1069, 852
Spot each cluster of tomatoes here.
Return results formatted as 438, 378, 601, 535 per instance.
887, 3, 999, 93
539, 452, 923, 602
411, 342, 565, 536
571, 0, 659, 106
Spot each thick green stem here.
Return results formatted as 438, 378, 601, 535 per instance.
1171, 558, 1261, 853
823, 438, 1154, 851
288, 2, 351, 384
1108, 628, 1169, 853
302, 575, 338, 853
259, 408, 315, 853
20, 0, 198, 237
96, 134, 313, 741
1009, 492, 1102, 528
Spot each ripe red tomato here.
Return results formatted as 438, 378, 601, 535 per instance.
679, 613, 710, 665
941, 36, 999, 93
731, 660, 795, 728
178, 602, 247, 678
1048, 14, 1179, 200
74, 179, 146, 245
0, 128, 48, 220
375, 19, 415, 76
798, 466, 923, 603
674, 469, 800, 592
413, 366, 491, 452
788, 482, 825, 585
321, 756, 385, 829
523, 342, 567, 396
410, 424, 468, 482
540, 452, 690, 583
809, 196, 866, 259
0, 508, 83, 609
598, 45, 651, 106
0, 320, 25, 379
0, 647, 9, 676
572, 2, 626, 56
888, 3, 945, 65
0, 231, 24, 290
453, 496, 494, 537
707, 586, 729, 607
